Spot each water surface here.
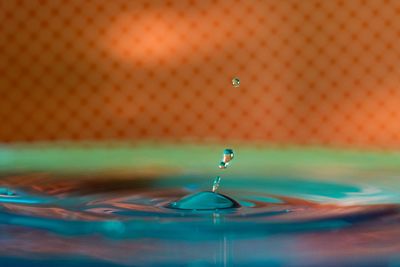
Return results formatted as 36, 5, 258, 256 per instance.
0, 172, 399, 266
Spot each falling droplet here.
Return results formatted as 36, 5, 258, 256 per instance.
232, 77, 240, 87
218, 148, 234, 169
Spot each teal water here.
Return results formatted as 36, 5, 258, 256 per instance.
0, 173, 399, 266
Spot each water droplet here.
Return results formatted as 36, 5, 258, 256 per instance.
218, 148, 234, 169
232, 77, 240, 87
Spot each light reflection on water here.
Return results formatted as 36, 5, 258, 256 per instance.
0, 173, 399, 266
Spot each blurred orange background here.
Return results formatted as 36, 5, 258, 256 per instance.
1, 0, 400, 149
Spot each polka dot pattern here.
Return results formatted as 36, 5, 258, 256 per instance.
1, 0, 400, 149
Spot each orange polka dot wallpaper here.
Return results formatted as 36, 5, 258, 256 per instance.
1, 0, 400, 149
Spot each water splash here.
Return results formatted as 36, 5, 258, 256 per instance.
212, 176, 221, 193
168, 148, 239, 210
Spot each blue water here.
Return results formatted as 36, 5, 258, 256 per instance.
0, 173, 399, 266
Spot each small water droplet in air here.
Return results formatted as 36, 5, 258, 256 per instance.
232, 77, 240, 87
218, 148, 234, 169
